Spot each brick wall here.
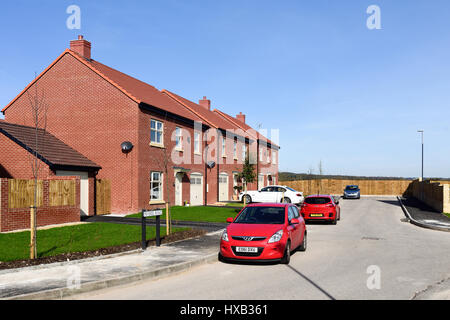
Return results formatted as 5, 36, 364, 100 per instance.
0, 133, 52, 179
0, 177, 80, 232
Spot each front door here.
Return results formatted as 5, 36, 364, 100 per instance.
219, 173, 228, 202
258, 174, 264, 189
175, 173, 183, 206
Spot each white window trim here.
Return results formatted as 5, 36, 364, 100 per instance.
150, 119, 164, 147
221, 136, 226, 158
194, 131, 201, 155
150, 171, 164, 203
175, 127, 183, 151
233, 140, 237, 160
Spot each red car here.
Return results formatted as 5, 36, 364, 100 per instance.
219, 203, 307, 264
300, 195, 341, 224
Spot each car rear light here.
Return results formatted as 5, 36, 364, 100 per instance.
296, 193, 302, 197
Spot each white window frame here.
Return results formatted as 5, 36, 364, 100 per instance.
242, 144, 246, 161
233, 140, 237, 159
175, 127, 183, 151
259, 147, 263, 162
150, 171, 163, 202
194, 131, 201, 154
272, 149, 277, 164
151, 119, 164, 146
221, 136, 226, 157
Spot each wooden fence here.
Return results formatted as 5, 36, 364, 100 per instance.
49, 180, 76, 207
280, 179, 413, 196
8, 178, 77, 209
96, 179, 111, 215
405, 180, 450, 213
8, 179, 43, 209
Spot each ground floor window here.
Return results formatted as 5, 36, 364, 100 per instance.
151, 171, 163, 201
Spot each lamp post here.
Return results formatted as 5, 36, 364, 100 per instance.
417, 130, 424, 181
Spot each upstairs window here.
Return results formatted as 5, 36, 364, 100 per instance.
221, 136, 226, 157
175, 127, 182, 150
194, 131, 201, 154
151, 119, 164, 146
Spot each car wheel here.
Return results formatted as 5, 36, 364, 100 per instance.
218, 252, 224, 262
282, 197, 291, 203
298, 232, 307, 252
244, 195, 252, 204
281, 241, 291, 264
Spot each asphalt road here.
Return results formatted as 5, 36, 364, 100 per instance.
69, 197, 450, 300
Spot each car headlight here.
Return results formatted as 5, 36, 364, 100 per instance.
222, 230, 229, 242
268, 230, 283, 243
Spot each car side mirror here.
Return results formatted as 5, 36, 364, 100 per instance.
290, 218, 300, 225
226, 217, 234, 223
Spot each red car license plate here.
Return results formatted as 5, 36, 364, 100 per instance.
310, 213, 324, 217
236, 247, 258, 253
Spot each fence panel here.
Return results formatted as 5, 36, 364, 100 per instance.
280, 179, 413, 196
8, 179, 43, 209
49, 180, 76, 206
96, 179, 111, 215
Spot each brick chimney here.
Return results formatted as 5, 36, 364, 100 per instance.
198, 96, 211, 110
236, 112, 246, 123
70, 35, 91, 60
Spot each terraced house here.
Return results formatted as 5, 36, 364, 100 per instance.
1, 36, 280, 215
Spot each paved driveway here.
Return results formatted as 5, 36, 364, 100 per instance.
70, 197, 450, 300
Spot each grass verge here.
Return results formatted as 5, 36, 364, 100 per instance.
128, 206, 241, 223
0, 222, 186, 262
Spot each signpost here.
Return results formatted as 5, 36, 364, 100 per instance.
141, 209, 163, 250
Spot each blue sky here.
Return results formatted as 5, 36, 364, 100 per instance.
1, 1, 449, 178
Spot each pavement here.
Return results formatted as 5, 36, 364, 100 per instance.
0, 230, 223, 300
398, 196, 450, 232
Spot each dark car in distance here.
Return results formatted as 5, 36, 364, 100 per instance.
343, 185, 360, 199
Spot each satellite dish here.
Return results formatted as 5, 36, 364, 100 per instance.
121, 141, 134, 153
207, 161, 216, 169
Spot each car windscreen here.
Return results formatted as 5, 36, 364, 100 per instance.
285, 187, 296, 192
304, 197, 331, 205
234, 206, 285, 224
345, 186, 359, 190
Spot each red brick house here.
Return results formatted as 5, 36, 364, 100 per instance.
0, 121, 100, 231
1, 36, 279, 215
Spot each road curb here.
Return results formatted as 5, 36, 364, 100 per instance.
6, 252, 219, 300
397, 197, 450, 233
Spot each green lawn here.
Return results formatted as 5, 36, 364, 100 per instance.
225, 202, 245, 208
0, 223, 185, 262
128, 206, 241, 223
444, 212, 450, 219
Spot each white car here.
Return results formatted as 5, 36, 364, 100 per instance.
239, 185, 305, 205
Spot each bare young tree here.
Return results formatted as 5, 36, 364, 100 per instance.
26, 77, 49, 259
